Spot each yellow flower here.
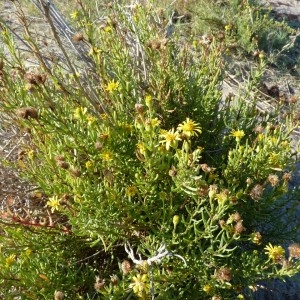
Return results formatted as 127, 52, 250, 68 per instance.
137, 142, 147, 156
70, 11, 79, 20
85, 160, 93, 169
177, 118, 202, 137
145, 95, 152, 107
258, 133, 264, 141
125, 185, 138, 197
27, 149, 35, 160
225, 24, 232, 31
230, 129, 245, 143
46, 196, 61, 213
129, 274, 150, 298
150, 118, 161, 127
268, 152, 281, 168
25, 248, 32, 257
264, 243, 285, 261
5, 254, 15, 267
105, 80, 119, 93
73, 106, 87, 119
100, 151, 113, 161
203, 284, 212, 293
87, 115, 96, 126
159, 128, 181, 151
104, 26, 112, 33
88, 46, 101, 56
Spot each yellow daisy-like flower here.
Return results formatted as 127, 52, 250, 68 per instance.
177, 118, 202, 137
5, 254, 15, 267
159, 128, 181, 151
125, 185, 138, 197
264, 243, 285, 261
104, 26, 112, 33
85, 160, 93, 169
87, 115, 96, 126
100, 151, 113, 161
27, 149, 35, 160
105, 80, 119, 93
150, 118, 161, 127
73, 106, 87, 119
129, 274, 150, 298
203, 284, 213, 294
70, 11, 79, 20
46, 196, 61, 213
145, 95, 152, 108
88, 46, 101, 56
230, 129, 245, 143
137, 142, 147, 156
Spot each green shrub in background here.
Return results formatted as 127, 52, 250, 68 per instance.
0, 0, 300, 299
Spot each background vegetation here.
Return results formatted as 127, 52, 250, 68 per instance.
0, 0, 300, 299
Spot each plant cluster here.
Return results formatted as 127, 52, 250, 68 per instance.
0, 0, 299, 299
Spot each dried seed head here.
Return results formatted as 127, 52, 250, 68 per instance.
268, 174, 279, 187
135, 103, 144, 114
94, 276, 105, 291
24, 72, 46, 85
288, 243, 300, 258
168, 166, 177, 177
55, 155, 65, 162
282, 172, 292, 182
95, 142, 103, 150
18, 150, 26, 160
251, 231, 262, 245
234, 220, 245, 234
200, 163, 212, 173
72, 32, 84, 43
219, 219, 226, 227
54, 291, 65, 300
121, 260, 131, 275
69, 166, 81, 177
56, 160, 69, 170
216, 267, 232, 282
16, 107, 38, 120
232, 212, 241, 222
146, 38, 168, 50
250, 184, 263, 201
254, 124, 264, 133
0, 58, 3, 70
110, 274, 119, 285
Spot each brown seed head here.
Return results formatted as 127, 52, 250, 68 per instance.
56, 160, 69, 170
200, 163, 212, 173
232, 212, 241, 222
72, 32, 84, 43
70, 166, 81, 177
169, 166, 177, 177
250, 184, 263, 201
254, 124, 264, 133
110, 274, 119, 285
55, 155, 65, 162
16, 107, 38, 120
268, 174, 279, 187
216, 267, 232, 282
234, 220, 245, 234
94, 276, 105, 291
219, 219, 226, 227
135, 103, 144, 114
283, 172, 292, 182
121, 260, 131, 275
54, 291, 65, 300
288, 243, 300, 258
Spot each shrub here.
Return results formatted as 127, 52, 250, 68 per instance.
0, 1, 299, 299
